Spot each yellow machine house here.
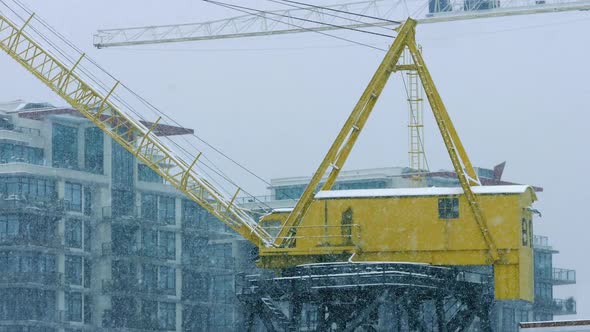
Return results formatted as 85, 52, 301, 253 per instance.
260, 185, 536, 301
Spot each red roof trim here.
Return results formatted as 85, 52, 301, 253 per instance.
16, 108, 193, 136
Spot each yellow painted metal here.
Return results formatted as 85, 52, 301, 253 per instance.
275, 18, 499, 263
402, 47, 427, 180
0, 10, 535, 300
0, 13, 273, 247
260, 188, 536, 301
275, 19, 417, 248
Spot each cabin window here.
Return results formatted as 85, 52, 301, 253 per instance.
438, 197, 459, 219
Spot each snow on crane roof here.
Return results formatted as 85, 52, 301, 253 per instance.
314, 185, 532, 199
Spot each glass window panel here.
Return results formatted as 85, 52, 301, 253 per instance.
52, 124, 78, 169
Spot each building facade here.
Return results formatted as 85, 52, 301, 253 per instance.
0, 100, 245, 332
0, 99, 577, 331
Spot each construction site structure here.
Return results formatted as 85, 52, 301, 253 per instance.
0, 6, 537, 301
0, 4, 547, 330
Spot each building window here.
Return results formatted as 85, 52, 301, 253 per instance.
275, 185, 306, 200
0, 176, 56, 200
0, 215, 19, 242
84, 294, 92, 324
159, 196, 175, 224
212, 275, 233, 304
0, 252, 56, 275
143, 230, 158, 257
209, 243, 233, 269
52, 123, 78, 169
0, 143, 43, 165
84, 258, 91, 288
65, 219, 82, 248
143, 264, 158, 290
333, 180, 387, 190
159, 302, 176, 330
84, 187, 92, 216
112, 189, 134, 217
142, 194, 157, 221
138, 164, 163, 183
84, 220, 91, 252
438, 197, 459, 219
65, 182, 82, 212
65, 255, 83, 285
159, 266, 176, 294
66, 292, 82, 322
142, 300, 158, 328
111, 140, 134, 188
160, 231, 176, 259
84, 126, 103, 174
182, 199, 212, 230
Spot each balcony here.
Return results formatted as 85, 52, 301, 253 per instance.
0, 272, 63, 286
102, 242, 175, 261
102, 205, 142, 224
0, 197, 65, 216
552, 268, 576, 285
102, 206, 174, 227
182, 255, 234, 271
0, 124, 41, 136
0, 234, 64, 249
102, 278, 176, 297
553, 297, 576, 315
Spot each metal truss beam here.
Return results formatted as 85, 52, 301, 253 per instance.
0, 13, 273, 247
93, 0, 590, 48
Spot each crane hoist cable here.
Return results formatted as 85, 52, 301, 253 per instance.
272, 0, 402, 25
265, 0, 399, 34
203, 0, 389, 51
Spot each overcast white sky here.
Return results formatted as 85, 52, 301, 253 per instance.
1, 0, 589, 317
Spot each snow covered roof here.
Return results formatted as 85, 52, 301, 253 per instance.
315, 185, 532, 199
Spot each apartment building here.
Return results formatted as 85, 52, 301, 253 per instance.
0, 100, 243, 332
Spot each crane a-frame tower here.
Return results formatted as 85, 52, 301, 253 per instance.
0, 8, 536, 311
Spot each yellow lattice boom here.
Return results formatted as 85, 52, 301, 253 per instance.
0, 13, 273, 247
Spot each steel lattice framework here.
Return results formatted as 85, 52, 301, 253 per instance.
93, 0, 590, 48
0, 13, 274, 247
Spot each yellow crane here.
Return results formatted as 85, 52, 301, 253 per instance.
0, 12, 536, 302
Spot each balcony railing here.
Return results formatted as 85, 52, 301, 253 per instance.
552, 268, 576, 285
0, 197, 65, 215
102, 242, 176, 261
533, 235, 553, 250
0, 124, 41, 136
0, 234, 63, 248
0, 272, 63, 285
102, 206, 174, 226
102, 205, 142, 221
553, 297, 576, 315
102, 278, 176, 296
182, 255, 235, 270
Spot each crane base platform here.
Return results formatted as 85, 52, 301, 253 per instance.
236, 262, 495, 332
